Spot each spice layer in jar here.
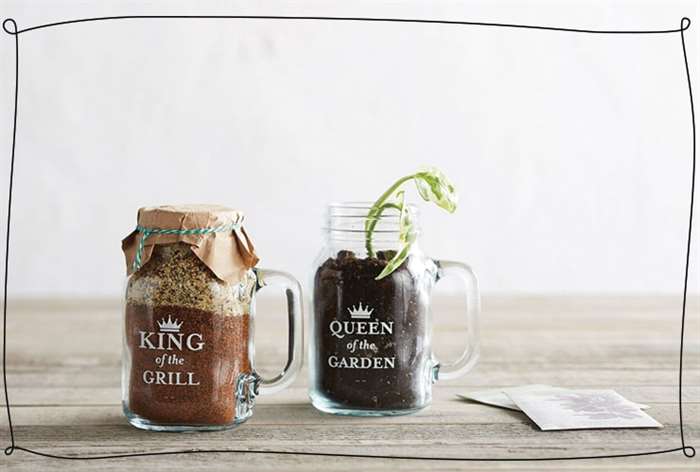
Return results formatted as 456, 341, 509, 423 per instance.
125, 244, 257, 429
121, 204, 260, 432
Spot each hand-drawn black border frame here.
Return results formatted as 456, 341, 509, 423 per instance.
0, 13, 696, 464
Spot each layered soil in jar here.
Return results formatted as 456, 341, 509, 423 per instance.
313, 250, 431, 411
125, 244, 255, 426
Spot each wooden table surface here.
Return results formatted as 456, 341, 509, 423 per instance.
1, 295, 698, 471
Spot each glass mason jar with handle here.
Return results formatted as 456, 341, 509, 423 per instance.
121, 205, 303, 431
309, 202, 479, 416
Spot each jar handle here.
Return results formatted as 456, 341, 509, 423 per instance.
253, 268, 304, 395
432, 260, 481, 381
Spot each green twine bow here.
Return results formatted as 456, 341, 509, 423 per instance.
132, 222, 241, 272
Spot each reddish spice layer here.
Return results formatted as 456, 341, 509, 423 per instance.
125, 303, 251, 425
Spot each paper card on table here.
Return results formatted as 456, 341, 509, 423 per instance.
506, 389, 662, 431
457, 385, 562, 411
457, 386, 649, 411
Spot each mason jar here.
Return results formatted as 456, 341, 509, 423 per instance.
121, 205, 303, 431
309, 202, 480, 416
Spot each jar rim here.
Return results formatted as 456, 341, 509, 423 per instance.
328, 201, 419, 209
327, 201, 419, 218
324, 201, 421, 237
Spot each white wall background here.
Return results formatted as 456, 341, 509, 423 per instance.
0, 0, 697, 298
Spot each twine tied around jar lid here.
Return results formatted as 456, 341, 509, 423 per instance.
121, 204, 259, 284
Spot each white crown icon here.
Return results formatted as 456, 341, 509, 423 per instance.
157, 316, 183, 333
348, 302, 374, 319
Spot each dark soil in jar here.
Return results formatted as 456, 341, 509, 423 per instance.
125, 303, 251, 425
313, 250, 432, 411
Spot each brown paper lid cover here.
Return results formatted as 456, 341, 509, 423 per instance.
121, 204, 259, 284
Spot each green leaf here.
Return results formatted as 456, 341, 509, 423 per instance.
375, 190, 416, 280
364, 174, 413, 257
414, 167, 458, 213
365, 166, 458, 279
375, 241, 412, 280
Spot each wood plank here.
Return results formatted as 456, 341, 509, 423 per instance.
2, 451, 696, 472
3, 385, 698, 408
1, 296, 698, 470
1, 423, 695, 470
3, 402, 697, 426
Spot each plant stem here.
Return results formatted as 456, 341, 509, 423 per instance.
365, 174, 415, 257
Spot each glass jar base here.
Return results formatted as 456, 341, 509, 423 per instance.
123, 405, 251, 432
310, 394, 429, 417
